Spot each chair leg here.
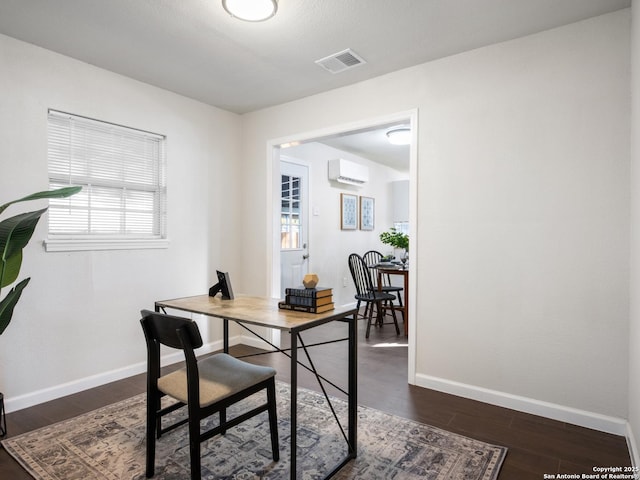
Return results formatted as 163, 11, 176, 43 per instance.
364, 294, 377, 320
371, 302, 387, 327
396, 292, 405, 322
145, 392, 157, 478
356, 300, 365, 320
220, 408, 227, 435
188, 412, 201, 480
390, 300, 400, 335
267, 379, 280, 461
355, 300, 364, 321
365, 302, 375, 338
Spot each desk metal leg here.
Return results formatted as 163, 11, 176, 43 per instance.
290, 332, 298, 480
227, 316, 354, 479
223, 319, 229, 354
221, 318, 229, 431
348, 312, 358, 458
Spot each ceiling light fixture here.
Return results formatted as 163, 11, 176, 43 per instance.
386, 127, 411, 146
222, 0, 277, 22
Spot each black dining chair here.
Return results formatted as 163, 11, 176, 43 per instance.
140, 310, 279, 480
348, 253, 400, 338
363, 250, 405, 322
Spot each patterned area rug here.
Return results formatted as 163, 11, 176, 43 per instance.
2, 382, 506, 479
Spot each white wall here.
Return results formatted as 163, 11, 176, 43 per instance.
241, 10, 631, 431
0, 33, 241, 409
417, 10, 630, 432
281, 142, 407, 306
629, 0, 640, 467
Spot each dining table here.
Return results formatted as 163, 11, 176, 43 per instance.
376, 265, 409, 336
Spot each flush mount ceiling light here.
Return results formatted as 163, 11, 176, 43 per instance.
386, 127, 411, 146
222, 0, 277, 22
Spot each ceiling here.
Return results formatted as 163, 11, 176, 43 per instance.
316, 123, 411, 172
0, 0, 630, 169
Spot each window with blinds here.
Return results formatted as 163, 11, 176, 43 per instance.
45, 110, 168, 251
280, 174, 301, 249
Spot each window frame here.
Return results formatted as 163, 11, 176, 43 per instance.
44, 110, 169, 252
280, 173, 302, 250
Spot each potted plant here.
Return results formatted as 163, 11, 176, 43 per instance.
379, 227, 409, 262
0, 186, 81, 436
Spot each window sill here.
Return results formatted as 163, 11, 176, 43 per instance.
43, 238, 170, 252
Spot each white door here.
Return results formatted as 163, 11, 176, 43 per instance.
280, 161, 309, 299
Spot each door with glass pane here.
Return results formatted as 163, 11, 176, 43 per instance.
280, 161, 309, 299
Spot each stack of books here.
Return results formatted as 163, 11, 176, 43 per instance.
278, 286, 334, 313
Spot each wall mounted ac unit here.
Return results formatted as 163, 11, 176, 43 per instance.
328, 158, 369, 186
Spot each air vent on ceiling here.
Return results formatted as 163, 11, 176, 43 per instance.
315, 48, 366, 74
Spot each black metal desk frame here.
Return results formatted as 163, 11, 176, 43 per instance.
155, 295, 358, 480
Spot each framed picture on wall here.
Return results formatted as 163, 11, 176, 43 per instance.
360, 196, 374, 230
340, 193, 358, 230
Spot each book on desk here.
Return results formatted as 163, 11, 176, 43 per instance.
279, 286, 334, 313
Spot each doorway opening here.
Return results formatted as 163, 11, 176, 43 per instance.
267, 109, 418, 384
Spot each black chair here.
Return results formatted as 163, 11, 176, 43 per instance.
348, 253, 400, 338
140, 310, 279, 480
363, 250, 405, 322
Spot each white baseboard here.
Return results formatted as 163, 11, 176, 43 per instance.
628, 423, 640, 468
5, 362, 147, 414
239, 333, 276, 351
4, 336, 239, 413
415, 373, 628, 436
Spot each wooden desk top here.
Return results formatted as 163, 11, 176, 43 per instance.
155, 294, 357, 333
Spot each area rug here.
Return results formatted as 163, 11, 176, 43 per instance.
2, 382, 506, 479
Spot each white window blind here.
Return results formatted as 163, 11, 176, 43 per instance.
45, 110, 168, 251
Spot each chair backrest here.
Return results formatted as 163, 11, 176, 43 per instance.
348, 253, 375, 296
140, 310, 204, 391
363, 250, 385, 287
140, 309, 203, 350
363, 250, 382, 267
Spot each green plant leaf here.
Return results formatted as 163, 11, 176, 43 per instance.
0, 208, 48, 261
0, 209, 47, 290
0, 250, 22, 289
0, 187, 81, 336
379, 227, 409, 251
0, 186, 82, 216
0, 277, 30, 335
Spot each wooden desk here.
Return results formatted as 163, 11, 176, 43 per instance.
155, 294, 358, 480
377, 267, 409, 336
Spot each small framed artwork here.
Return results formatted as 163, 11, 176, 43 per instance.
340, 193, 358, 230
360, 196, 375, 230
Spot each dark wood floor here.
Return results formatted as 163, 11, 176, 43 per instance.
0, 316, 631, 479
